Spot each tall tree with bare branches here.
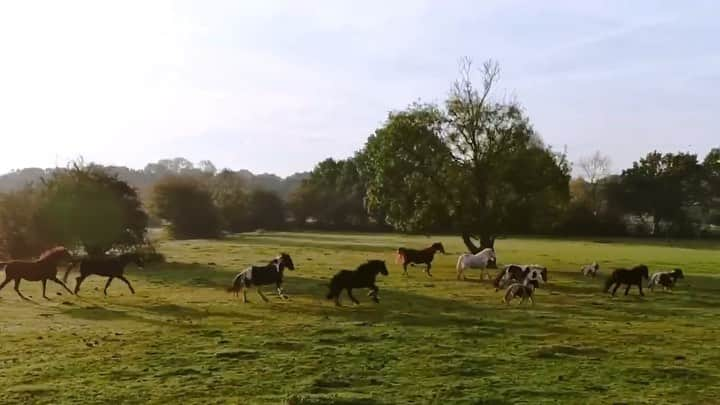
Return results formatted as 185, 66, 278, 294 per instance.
578, 151, 611, 214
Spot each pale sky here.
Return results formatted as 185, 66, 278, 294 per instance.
0, 1, 718, 176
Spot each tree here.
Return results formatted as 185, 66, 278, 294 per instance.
36, 165, 149, 255
702, 148, 720, 224
361, 59, 570, 251
290, 158, 370, 229
211, 170, 249, 232
618, 151, 704, 235
245, 189, 286, 230
151, 175, 222, 239
358, 104, 455, 233
0, 186, 49, 258
577, 151, 611, 214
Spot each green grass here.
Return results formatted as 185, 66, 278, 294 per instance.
1, 232, 720, 404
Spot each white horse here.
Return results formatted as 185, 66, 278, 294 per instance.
456, 248, 496, 280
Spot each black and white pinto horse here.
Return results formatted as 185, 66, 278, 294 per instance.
326, 260, 388, 306
63, 252, 144, 296
228, 253, 295, 303
604, 265, 649, 296
494, 264, 547, 291
648, 268, 684, 291
396, 242, 445, 277
580, 262, 600, 278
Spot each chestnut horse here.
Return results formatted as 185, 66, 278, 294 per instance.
0, 247, 74, 300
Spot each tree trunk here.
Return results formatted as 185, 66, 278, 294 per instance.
461, 233, 496, 253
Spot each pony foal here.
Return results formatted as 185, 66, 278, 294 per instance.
648, 268, 684, 291
581, 262, 600, 278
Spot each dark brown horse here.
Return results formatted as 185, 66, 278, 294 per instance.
396, 242, 445, 277
63, 253, 144, 296
0, 247, 74, 300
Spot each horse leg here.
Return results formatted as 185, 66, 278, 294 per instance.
117, 276, 136, 294
347, 288, 359, 305
0, 276, 11, 292
13, 279, 29, 301
103, 277, 114, 296
611, 283, 620, 296
638, 283, 645, 297
276, 281, 287, 299
256, 288, 269, 302
242, 286, 248, 303
624, 284, 631, 296
51, 277, 74, 296
369, 285, 380, 303
402, 263, 408, 276
425, 263, 432, 277
74, 275, 86, 295
42, 279, 49, 299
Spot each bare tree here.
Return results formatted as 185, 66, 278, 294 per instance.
578, 151, 611, 214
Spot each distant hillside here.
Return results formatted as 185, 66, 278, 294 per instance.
0, 157, 309, 199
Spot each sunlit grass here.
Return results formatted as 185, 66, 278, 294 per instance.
1, 232, 719, 404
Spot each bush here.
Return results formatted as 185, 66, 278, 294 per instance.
0, 165, 149, 259
151, 175, 222, 239
245, 189, 287, 230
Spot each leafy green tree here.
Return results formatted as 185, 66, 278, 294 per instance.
360, 60, 570, 250
151, 175, 221, 239
37, 165, 149, 255
245, 189, 286, 230
290, 158, 370, 229
211, 169, 249, 232
617, 151, 704, 235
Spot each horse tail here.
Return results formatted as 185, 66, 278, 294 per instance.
227, 273, 244, 293
395, 249, 405, 264
326, 274, 341, 299
455, 255, 464, 272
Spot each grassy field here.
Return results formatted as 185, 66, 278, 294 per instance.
1, 232, 719, 404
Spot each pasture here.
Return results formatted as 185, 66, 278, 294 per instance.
1, 232, 719, 404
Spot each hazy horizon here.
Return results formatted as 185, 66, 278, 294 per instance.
1, 1, 718, 177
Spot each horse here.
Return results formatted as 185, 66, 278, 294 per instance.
604, 265, 649, 297
503, 282, 536, 305
494, 264, 546, 291
396, 242, 445, 277
581, 262, 600, 278
456, 248, 497, 280
0, 246, 74, 300
326, 260, 388, 306
648, 268, 684, 292
228, 253, 295, 303
63, 253, 144, 296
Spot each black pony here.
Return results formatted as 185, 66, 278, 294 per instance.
396, 242, 445, 277
604, 265, 649, 296
326, 260, 388, 306
64, 253, 144, 296
228, 253, 295, 303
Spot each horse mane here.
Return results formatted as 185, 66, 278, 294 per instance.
358, 260, 384, 271
38, 246, 68, 261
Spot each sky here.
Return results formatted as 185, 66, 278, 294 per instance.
0, 1, 718, 177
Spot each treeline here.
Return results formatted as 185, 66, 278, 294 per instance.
0, 160, 307, 258
0, 157, 309, 199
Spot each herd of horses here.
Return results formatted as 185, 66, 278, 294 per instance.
0, 241, 685, 306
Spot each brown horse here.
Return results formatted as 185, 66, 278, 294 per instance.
0, 247, 75, 300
